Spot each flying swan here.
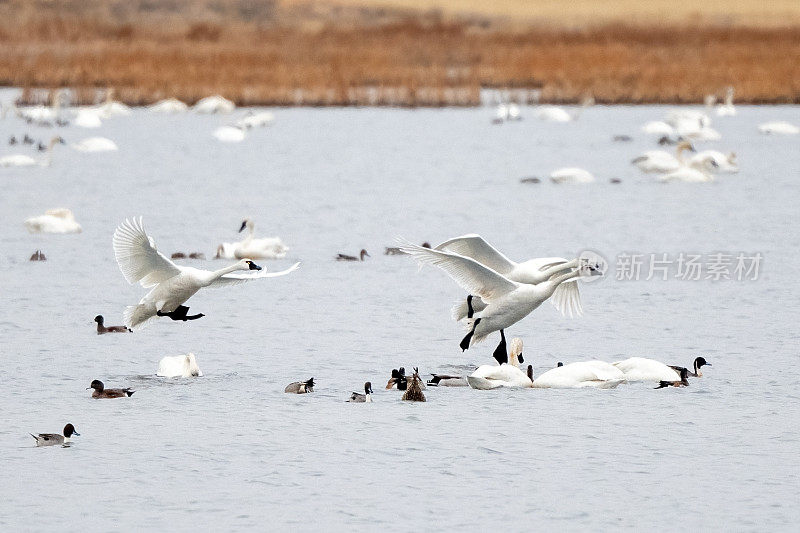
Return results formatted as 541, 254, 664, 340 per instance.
113, 217, 299, 331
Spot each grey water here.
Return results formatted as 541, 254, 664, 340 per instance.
1, 95, 799, 531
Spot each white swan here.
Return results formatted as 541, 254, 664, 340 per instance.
150, 98, 188, 114
434, 234, 583, 319
194, 95, 235, 114
18, 89, 66, 124
213, 126, 246, 143
72, 137, 118, 152
113, 217, 299, 331
758, 121, 799, 135
612, 356, 710, 382
94, 89, 131, 118
550, 167, 595, 183
535, 97, 592, 122
715, 87, 736, 117
236, 111, 274, 129
641, 121, 676, 136
0, 136, 63, 167
73, 109, 102, 128
216, 218, 288, 260
631, 141, 695, 173
24, 208, 82, 234
467, 337, 532, 389
665, 109, 711, 129
532, 360, 626, 389
157, 353, 203, 377
658, 161, 715, 183
688, 150, 738, 173
400, 242, 602, 353
507, 103, 521, 121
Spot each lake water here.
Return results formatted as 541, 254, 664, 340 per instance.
1, 95, 799, 531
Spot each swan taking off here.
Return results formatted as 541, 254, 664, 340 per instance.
194, 95, 235, 114
215, 218, 288, 260
434, 234, 583, 319
400, 241, 602, 354
157, 353, 203, 377
113, 217, 299, 331
0, 136, 64, 167
24, 208, 82, 233
72, 137, 118, 152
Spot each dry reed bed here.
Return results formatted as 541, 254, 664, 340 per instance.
2, 19, 800, 106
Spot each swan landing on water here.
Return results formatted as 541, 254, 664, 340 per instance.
113, 217, 299, 331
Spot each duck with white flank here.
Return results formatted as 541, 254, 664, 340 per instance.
348, 382, 373, 402
113, 217, 299, 331
285, 378, 314, 394
94, 315, 129, 334
88, 380, 134, 398
30, 424, 79, 447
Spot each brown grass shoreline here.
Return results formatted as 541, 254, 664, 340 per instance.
2, 3, 799, 106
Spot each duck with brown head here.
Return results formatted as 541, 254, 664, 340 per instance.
336, 249, 369, 261
94, 315, 130, 334
88, 379, 134, 398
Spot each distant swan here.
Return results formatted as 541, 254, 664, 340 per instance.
194, 95, 235, 114
535, 97, 593, 122
24, 208, 82, 234
73, 109, 103, 128
150, 98, 188, 113
113, 217, 299, 331
631, 141, 695, 173
550, 167, 595, 183
157, 353, 203, 377
236, 111, 274, 129
658, 164, 715, 183
95, 89, 131, 118
758, 121, 799, 135
0, 136, 64, 167
715, 87, 736, 117
213, 126, 246, 143
72, 137, 118, 152
688, 150, 738, 173
215, 218, 288, 260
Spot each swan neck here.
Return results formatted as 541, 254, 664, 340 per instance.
542, 258, 578, 278
551, 269, 580, 286
207, 262, 243, 283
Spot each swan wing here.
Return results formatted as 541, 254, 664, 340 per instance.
400, 242, 518, 301
550, 280, 583, 317
209, 262, 300, 288
434, 234, 516, 275
113, 217, 181, 288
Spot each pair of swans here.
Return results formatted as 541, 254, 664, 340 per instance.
24, 208, 82, 234
401, 234, 600, 356
492, 102, 521, 123
0, 136, 64, 167
113, 217, 299, 331
642, 110, 720, 142
468, 336, 626, 389
215, 218, 289, 260
633, 142, 737, 179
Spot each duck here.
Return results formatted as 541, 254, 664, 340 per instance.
285, 378, 314, 394
386, 368, 427, 391
24, 208, 82, 234
532, 359, 626, 388
715, 87, 736, 117
631, 141, 695, 173
213, 125, 246, 143
688, 151, 738, 173
71, 137, 118, 152
427, 374, 467, 387
401, 242, 602, 354
113, 217, 300, 331
348, 382, 373, 402
30, 424, 79, 447
336, 249, 369, 261
550, 167, 595, 183
758, 121, 799, 135
171, 252, 207, 260
149, 98, 188, 114
0, 136, 64, 167
467, 337, 533, 389
29, 250, 46, 261
94, 315, 130, 334
612, 356, 710, 382
402, 368, 426, 402
9, 135, 17, 145
433, 234, 585, 320
655, 367, 690, 388
193, 95, 235, 114
157, 353, 203, 377
87, 379, 134, 398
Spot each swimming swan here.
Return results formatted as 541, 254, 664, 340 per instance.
535, 98, 593, 122
157, 353, 203, 377
236, 111, 274, 129
434, 234, 583, 319
715, 87, 736, 117
758, 121, 799, 135
550, 168, 595, 183
688, 150, 738, 173
24, 208, 82, 234
0, 136, 64, 167
612, 356, 710, 382
467, 337, 533, 389
216, 218, 289, 260
194, 95, 235, 114
213, 126, 246, 143
150, 98, 188, 113
72, 137, 118, 152
113, 217, 300, 331
631, 141, 695, 173
532, 360, 626, 389
400, 242, 602, 353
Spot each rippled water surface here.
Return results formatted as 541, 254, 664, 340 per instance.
1, 98, 799, 531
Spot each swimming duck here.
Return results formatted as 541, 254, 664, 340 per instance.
29, 250, 46, 261
402, 368, 426, 402
348, 382, 373, 402
157, 353, 202, 377
94, 315, 129, 334
386, 368, 427, 391
285, 378, 314, 394
427, 374, 467, 387
655, 367, 690, 388
9, 135, 17, 145
30, 424, 79, 447
87, 379, 134, 398
669, 357, 711, 377
336, 249, 369, 261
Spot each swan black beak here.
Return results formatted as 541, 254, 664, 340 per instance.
518, 353, 524, 364
238, 220, 247, 233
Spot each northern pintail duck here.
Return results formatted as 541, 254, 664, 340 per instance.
402, 368, 426, 402
285, 378, 314, 394
30, 424, 79, 446
88, 379, 134, 398
336, 249, 369, 261
655, 367, 690, 389
386, 367, 427, 390
348, 382, 373, 402
95, 315, 129, 334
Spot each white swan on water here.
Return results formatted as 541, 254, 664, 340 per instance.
0, 136, 63, 167
113, 217, 299, 331
236, 111, 274, 129
467, 336, 532, 389
72, 137, 118, 152
400, 242, 602, 354
612, 356, 711, 382
213, 126, 246, 143
157, 353, 202, 377
434, 234, 583, 319
215, 218, 288, 260
550, 167, 595, 183
194, 95, 235, 114
150, 98, 188, 114
532, 360, 626, 389
631, 141, 695, 173
688, 150, 738, 173
73, 109, 103, 128
658, 158, 717, 183
715, 87, 736, 117
24, 208, 82, 234
758, 121, 799, 135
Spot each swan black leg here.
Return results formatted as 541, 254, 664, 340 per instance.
157, 305, 205, 322
492, 329, 507, 365
460, 318, 481, 351
466, 295, 475, 319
